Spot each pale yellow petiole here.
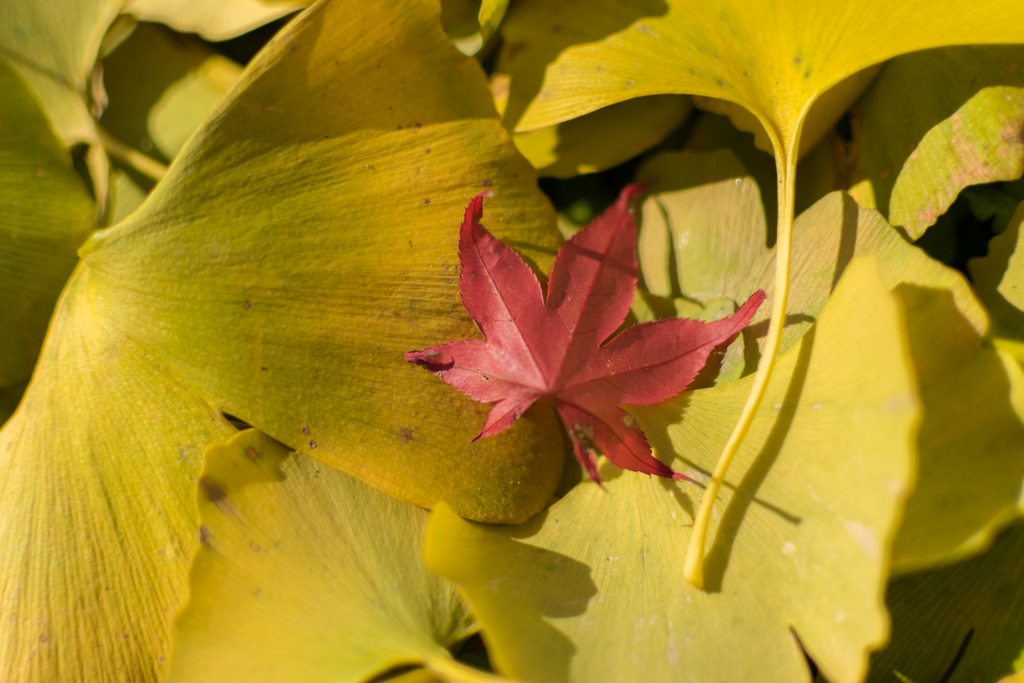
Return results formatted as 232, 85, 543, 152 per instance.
96, 124, 169, 182
682, 145, 798, 589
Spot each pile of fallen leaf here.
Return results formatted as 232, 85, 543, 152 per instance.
2, 1, 1024, 682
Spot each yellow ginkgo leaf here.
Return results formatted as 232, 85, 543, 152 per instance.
170, 430, 499, 683
0, 0, 564, 680
427, 256, 919, 683
495, 0, 1024, 584
637, 150, 1024, 572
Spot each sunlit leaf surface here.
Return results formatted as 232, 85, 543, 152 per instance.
0, 60, 94, 389
868, 522, 1024, 683
848, 46, 1024, 239
0, 0, 564, 680
427, 257, 919, 683
509, 93, 691, 178
501, 0, 1024, 164
490, 68, 690, 179
170, 430, 481, 683
637, 150, 1024, 571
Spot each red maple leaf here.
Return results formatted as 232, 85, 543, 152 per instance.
406, 184, 765, 484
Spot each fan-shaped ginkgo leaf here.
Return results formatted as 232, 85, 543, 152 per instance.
0, 264, 237, 682
637, 150, 1024, 571
78, 0, 566, 523
505, 0, 1024, 163
0, 0, 565, 680
170, 430, 491, 683
494, 0, 1024, 583
426, 256, 919, 683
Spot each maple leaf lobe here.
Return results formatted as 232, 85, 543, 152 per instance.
406, 186, 764, 484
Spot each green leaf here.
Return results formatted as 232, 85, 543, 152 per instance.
637, 149, 770, 303
0, 0, 121, 150
868, 522, 1024, 683
0, 0, 121, 94
123, 0, 305, 41
426, 256, 920, 683
0, 0, 563, 679
101, 22, 242, 163
169, 430, 487, 683
0, 60, 95, 388
848, 46, 1024, 239
968, 200, 1024, 339
0, 0, 123, 217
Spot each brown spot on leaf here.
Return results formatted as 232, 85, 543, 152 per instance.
198, 525, 213, 545
199, 476, 227, 503
244, 300, 253, 310
309, 440, 317, 449
302, 425, 309, 435
398, 427, 414, 442
246, 447, 261, 460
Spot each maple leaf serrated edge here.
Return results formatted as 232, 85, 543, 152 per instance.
407, 185, 764, 486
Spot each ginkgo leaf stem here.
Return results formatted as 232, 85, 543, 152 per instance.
425, 652, 523, 683
683, 145, 798, 589
95, 124, 168, 182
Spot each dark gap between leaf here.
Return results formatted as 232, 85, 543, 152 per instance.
455, 633, 493, 672
936, 627, 974, 683
913, 192, 996, 280
204, 14, 299, 65
789, 627, 820, 681
219, 412, 253, 431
